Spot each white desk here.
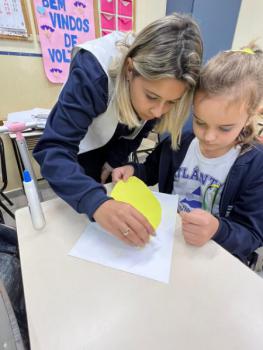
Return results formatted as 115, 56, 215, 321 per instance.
16, 198, 263, 350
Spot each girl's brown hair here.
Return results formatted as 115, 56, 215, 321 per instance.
197, 43, 263, 146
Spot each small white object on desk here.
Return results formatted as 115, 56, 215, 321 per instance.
23, 170, 46, 230
7, 108, 50, 129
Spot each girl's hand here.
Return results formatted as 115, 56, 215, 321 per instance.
93, 199, 154, 247
101, 162, 113, 184
112, 165, 135, 183
179, 208, 219, 246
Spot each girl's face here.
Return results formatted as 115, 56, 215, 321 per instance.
193, 91, 249, 158
127, 69, 187, 121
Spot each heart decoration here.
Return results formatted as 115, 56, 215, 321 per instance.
37, 5, 46, 15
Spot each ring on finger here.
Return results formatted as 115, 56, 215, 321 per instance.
122, 227, 130, 236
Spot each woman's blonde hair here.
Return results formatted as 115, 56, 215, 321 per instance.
109, 13, 203, 149
197, 42, 263, 147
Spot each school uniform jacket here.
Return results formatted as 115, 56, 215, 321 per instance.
132, 133, 263, 264
33, 32, 156, 220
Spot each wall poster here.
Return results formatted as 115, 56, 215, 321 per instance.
33, 0, 96, 83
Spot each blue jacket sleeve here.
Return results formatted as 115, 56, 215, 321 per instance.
213, 150, 263, 262
33, 50, 111, 220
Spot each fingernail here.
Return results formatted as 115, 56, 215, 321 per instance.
137, 245, 144, 249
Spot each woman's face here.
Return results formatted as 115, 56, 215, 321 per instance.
127, 64, 187, 121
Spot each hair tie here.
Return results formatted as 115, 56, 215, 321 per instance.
224, 48, 255, 55
240, 48, 255, 55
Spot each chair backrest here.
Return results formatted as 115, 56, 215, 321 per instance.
0, 137, 8, 192
131, 131, 159, 163
0, 223, 18, 255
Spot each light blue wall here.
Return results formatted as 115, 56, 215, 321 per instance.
166, 0, 194, 14
166, 0, 242, 132
192, 0, 242, 62
166, 0, 242, 62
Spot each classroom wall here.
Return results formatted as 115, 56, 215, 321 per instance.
0, 0, 167, 121
0, 2, 60, 120
0, 0, 167, 191
232, 0, 263, 48
2, 0, 263, 192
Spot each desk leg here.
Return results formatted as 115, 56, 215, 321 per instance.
11, 139, 24, 187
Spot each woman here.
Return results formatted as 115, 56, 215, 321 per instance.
34, 13, 203, 247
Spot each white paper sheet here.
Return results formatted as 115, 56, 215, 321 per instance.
7, 108, 50, 128
69, 192, 178, 283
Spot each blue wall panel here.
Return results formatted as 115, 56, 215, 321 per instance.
166, 0, 242, 62
166, 0, 194, 14
192, 0, 242, 62
166, 0, 241, 132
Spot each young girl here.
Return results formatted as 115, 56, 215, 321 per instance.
112, 45, 263, 264
33, 13, 203, 247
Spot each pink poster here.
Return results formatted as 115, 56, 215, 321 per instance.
33, 1, 96, 83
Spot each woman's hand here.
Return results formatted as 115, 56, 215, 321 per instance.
93, 199, 154, 247
179, 208, 219, 246
112, 165, 135, 183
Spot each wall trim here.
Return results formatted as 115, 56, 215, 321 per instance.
0, 51, 42, 57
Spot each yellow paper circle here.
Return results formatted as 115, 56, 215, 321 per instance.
111, 176, 162, 230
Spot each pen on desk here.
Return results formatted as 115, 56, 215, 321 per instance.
23, 170, 46, 230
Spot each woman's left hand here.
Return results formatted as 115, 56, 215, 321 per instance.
179, 208, 219, 246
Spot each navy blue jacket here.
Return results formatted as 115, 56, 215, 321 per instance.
133, 133, 263, 264
33, 50, 156, 220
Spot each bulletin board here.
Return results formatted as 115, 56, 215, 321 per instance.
0, 0, 32, 40
95, 0, 136, 37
